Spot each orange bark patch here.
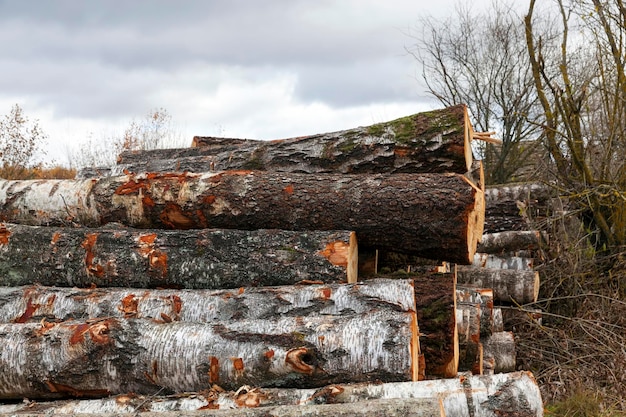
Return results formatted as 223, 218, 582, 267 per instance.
69, 320, 112, 346
283, 184, 294, 195
160, 313, 172, 322
114, 179, 148, 195
394, 147, 412, 158
149, 250, 168, 277
264, 349, 275, 359
13, 298, 40, 323
81, 233, 105, 278
0, 225, 11, 245
231, 357, 245, 377
170, 295, 183, 316
142, 194, 155, 207
285, 347, 315, 375
119, 294, 139, 318
209, 356, 220, 384
159, 203, 195, 229
45, 381, 110, 398
203, 195, 216, 205
235, 388, 267, 408
320, 287, 332, 299
51, 232, 62, 245
318, 241, 350, 267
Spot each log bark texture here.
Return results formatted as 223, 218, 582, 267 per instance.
0, 171, 484, 263
4, 398, 445, 417
477, 230, 546, 254
484, 183, 554, 233
0, 224, 356, 288
472, 253, 534, 270
456, 267, 540, 304
483, 331, 516, 375
3, 372, 544, 417
0, 279, 416, 324
113, 105, 473, 176
0, 310, 419, 399
411, 273, 458, 378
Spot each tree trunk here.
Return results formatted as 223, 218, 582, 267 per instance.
0, 171, 484, 263
483, 331, 516, 375
477, 230, 546, 254
0, 310, 419, 400
0, 224, 356, 289
472, 253, 534, 270
3, 372, 544, 417
113, 105, 473, 176
0, 279, 416, 324
484, 183, 554, 233
456, 267, 540, 304
455, 287, 495, 375
411, 273, 458, 378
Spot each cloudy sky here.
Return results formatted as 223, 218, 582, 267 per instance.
0, 0, 484, 165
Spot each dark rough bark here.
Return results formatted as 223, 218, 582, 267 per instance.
456, 267, 540, 304
477, 230, 546, 254
2, 372, 544, 417
0, 279, 416, 324
0, 309, 419, 400
0, 171, 483, 263
111, 105, 472, 176
484, 183, 554, 233
0, 224, 355, 289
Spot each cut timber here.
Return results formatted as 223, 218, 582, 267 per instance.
0, 309, 419, 399
483, 331, 516, 375
477, 230, 546, 254
115, 105, 473, 175
456, 287, 494, 374
0, 171, 484, 263
411, 273, 458, 378
3, 372, 544, 417
0, 224, 356, 288
473, 253, 533, 270
0, 279, 416, 324
456, 267, 540, 304
484, 183, 554, 233
3, 398, 446, 417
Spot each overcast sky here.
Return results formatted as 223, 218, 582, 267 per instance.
0, 0, 486, 165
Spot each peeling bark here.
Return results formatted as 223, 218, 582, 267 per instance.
456, 267, 540, 304
111, 105, 473, 176
0, 279, 416, 324
0, 223, 356, 288
2, 372, 543, 417
0, 309, 419, 400
0, 171, 484, 263
477, 230, 546, 254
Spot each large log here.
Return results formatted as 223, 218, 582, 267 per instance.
456, 267, 540, 304
0, 310, 419, 399
0, 279, 416, 324
477, 230, 546, 254
472, 253, 533, 270
0, 223, 357, 288
2, 372, 544, 417
4, 398, 446, 417
483, 331, 516, 375
114, 105, 473, 176
0, 171, 484, 263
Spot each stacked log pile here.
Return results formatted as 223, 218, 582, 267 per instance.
0, 105, 544, 416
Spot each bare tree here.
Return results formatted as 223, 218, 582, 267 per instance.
0, 104, 48, 179
407, 1, 554, 184
525, 0, 626, 249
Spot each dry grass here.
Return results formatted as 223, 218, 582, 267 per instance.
0, 164, 76, 180
514, 199, 626, 414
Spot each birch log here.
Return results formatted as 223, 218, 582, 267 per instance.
472, 253, 533, 270
0, 223, 357, 288
483, 331, 516, 375
477, 230, 546, 254
113, 104, 473, 175
456, 267, 540, 304
0, 171, 484, 263
2, 372, 544, 417
0, 279, 416, 324
0, 310, 419, 399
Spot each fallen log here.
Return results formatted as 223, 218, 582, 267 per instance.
477, 230, 546, 254
456, 267, 540, 304
0, 279, 416, 324
411, 273, 458, 377
0, 309, 419, 399
0, 224, 356, 288
472, 253, 533, 270
114, 105, 473, 175
0, 171, 484, 263
484, 183, 554, 233
483, 331, 516, 375
3, 372, 544, 417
